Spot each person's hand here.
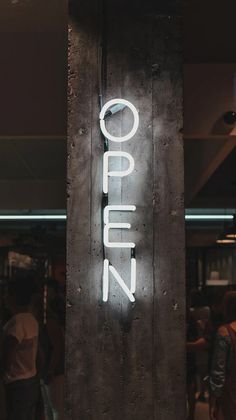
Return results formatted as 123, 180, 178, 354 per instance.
209, 397, 218, 420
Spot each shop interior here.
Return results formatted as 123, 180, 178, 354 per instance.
0, 1, 235, 420
184, 2, 236, 418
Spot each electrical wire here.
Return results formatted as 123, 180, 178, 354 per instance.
99, 0, 108, 263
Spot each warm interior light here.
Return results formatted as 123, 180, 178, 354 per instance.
216, 239, 236, 244
226, 233, 236, 239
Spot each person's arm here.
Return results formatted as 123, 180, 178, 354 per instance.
209, 326, 230, 420
187, 337, 208, 351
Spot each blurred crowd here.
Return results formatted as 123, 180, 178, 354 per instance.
1, 275, 236, 420
187, 288, 236, 420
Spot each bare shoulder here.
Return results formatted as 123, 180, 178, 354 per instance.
218, 325, 229, 337
230, 321, 236, 333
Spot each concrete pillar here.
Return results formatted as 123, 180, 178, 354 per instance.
67, 1, 185, 419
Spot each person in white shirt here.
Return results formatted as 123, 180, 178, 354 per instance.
3, 277, 39, 420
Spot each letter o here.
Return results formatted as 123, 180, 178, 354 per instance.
99, 99, 139, 143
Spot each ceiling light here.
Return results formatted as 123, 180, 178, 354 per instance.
0, 215, 66, 221
185, 215, 234, 221
216, 229, 236, 244
226, 234, 236, 239
216, 238, 236, 244
224, 215, 236, 238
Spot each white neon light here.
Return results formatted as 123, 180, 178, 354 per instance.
103, 259, 109, 302
130, 258, 136, 294
185, 215, 234, 220
99, 99, 139, 143
4, 214, 233, 222
103, 258, 136, 302
103, 151, 135, 194
0, 215, 67, 221
101, 98, 139, 302
104, 205, 136, 248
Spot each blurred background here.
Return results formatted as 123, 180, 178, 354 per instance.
0, 1, 236, 419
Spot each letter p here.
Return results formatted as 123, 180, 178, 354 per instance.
103, 151, 135, 194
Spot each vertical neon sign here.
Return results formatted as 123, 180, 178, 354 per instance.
99, 99, 139, 302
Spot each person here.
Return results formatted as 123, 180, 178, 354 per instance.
35, 283, 65, 420
187, 289, 225, 366
186, 309, 198, 420
0, 282, 7, 419
209, 291, 236, 420
2, 277, 39, 420
190, 290, 210, 402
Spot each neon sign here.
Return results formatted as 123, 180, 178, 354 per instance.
100, 99, 139, 302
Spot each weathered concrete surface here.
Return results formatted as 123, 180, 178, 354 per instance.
67, 1, 185, 419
